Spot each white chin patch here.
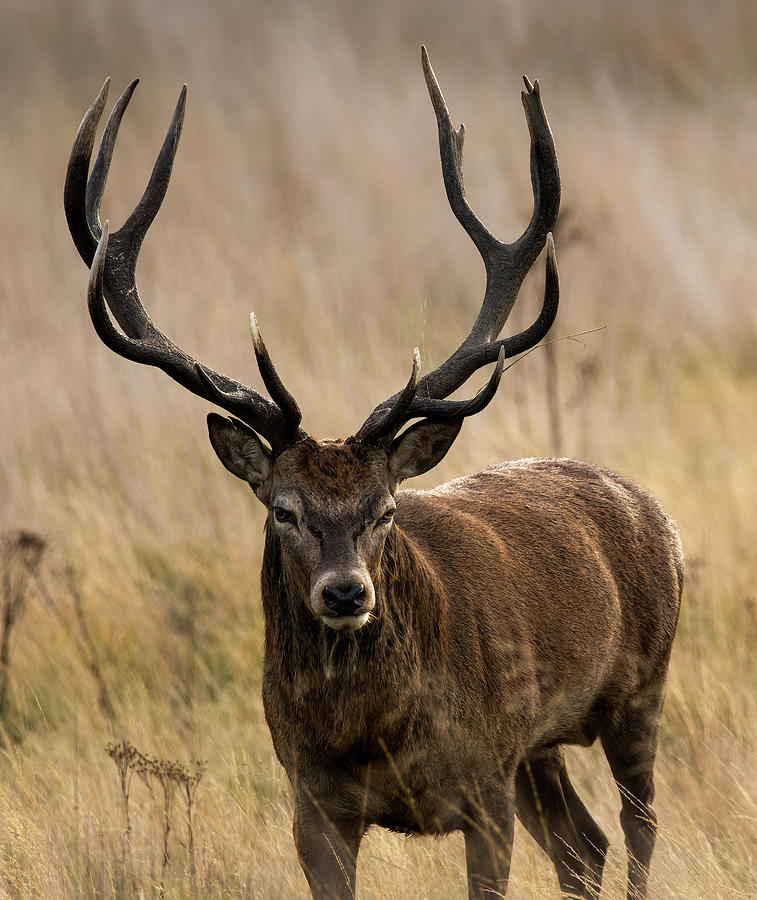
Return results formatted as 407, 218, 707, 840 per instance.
321, 612, 371, 632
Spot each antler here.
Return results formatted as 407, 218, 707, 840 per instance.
65, 79, 305, 453
353, 47, 560, 447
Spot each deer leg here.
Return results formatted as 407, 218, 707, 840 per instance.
293, 791, 364, 900
601, 684, 665, 900
557, 763, 610, 895
463, 785, 516, 899
516, 748, 608, 898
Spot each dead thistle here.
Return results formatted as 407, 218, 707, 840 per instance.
175, 758, 207, 877
105, 741, 207, 894
105, 740, 140, 845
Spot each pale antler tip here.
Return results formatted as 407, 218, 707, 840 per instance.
249, 312, 262, 349
421, 45, 439, 93
545, 232, 557, 263
545, 232, 558, 277
522, 75, 533, 93
174, 85, 188, 118
88, 77, 112, 116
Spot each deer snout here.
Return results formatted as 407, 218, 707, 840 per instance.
322, 582, 365, 617
311, 573, 375, 630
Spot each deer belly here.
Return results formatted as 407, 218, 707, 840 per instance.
323, 717, 514, 837
335, 753, 485, 836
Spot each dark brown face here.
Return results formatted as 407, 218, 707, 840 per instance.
266, 441, 395, 631
206, 413, 463, 631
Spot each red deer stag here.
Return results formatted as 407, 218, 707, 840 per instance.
65, 48, 683, 900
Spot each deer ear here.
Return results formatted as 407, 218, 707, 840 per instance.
207, 414, 272, 498
387, 418, 463, 484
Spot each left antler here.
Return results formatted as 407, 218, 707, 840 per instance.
353, 47, 560, 447
65, 79, 306, 453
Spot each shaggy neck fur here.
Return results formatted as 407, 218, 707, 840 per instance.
260, 520, 446, 757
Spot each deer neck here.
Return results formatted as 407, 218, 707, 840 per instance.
260, 522, 444, 693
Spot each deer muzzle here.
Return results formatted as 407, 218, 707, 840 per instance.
311, 571, 376, 631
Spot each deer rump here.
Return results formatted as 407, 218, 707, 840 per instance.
262, 457, 682, 838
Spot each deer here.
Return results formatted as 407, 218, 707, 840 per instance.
65, 48, 683, 900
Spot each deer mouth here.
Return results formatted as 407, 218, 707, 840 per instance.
320, 610, 373, 632
311, 572, 376, 628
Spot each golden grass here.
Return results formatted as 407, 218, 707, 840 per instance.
2, 0, 757, 895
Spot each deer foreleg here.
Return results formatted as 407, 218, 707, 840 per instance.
293, 791, 364, 900
463, 789, 515, 899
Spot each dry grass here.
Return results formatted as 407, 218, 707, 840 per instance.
1, 0, 756, 895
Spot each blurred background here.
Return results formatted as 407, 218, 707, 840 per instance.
1, 0, 755, 896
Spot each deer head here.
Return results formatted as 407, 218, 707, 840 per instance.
65, 48, 560, 632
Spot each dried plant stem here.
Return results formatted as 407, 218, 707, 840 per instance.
66, 566, 115, 719
0, 532, 46, 719
180, 759, 207, 879
0, 592, 14, 717
159, 777, 172, 894
544, 337, 563, 456
513, 373, 532, 442
116, 745, 207, 894
121, 773, 133, 848
105, 741, 138, 852
34, 566, 116, 720
573, 357, 600, 458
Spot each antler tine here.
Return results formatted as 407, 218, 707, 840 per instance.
64, 77, 111, 264
65, 78, 176, 340
250, 313, 303, 438
98, 85, 186, 342
409, 347, 506, 421
353, 50, 560, 446
420, 46, 559, 384
70, 82, 306, 453
353, 235, 555, 446
352, 349, 421, 445
86, 79, 139, 249
421, 47, 496, 263
120, 85, 187, 252
435, 231, 559, 376
352, 347, 506, 450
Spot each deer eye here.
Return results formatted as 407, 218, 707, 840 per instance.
377, 509, 395, 527
273, 506, 297, 526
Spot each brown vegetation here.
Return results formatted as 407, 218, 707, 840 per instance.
1, 0, 756, 896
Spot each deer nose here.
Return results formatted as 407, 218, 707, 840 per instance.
322, 583, 366, 617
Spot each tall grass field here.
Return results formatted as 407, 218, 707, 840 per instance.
1, 0, 756, 895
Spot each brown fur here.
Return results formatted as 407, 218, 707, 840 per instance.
66, 66, 679, 900
258, 442, 683, 899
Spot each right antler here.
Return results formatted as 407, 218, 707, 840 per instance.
353, 47, 560, 447
65, 79, 305, 453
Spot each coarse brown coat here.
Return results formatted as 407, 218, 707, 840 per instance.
259, 444, 682, 898
64, 47, 683, 900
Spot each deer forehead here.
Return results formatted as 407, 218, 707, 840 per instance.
271, 439, 392, 514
